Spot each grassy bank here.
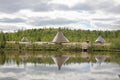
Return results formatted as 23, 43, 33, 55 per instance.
1, 42, 119, 52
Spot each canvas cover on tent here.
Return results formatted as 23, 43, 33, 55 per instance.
21, 37, 29, 42
52, 31, 69, 43
52, 55, 69, 70
95, 36, 105, 43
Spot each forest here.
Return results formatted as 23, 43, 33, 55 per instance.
1, 28, 120, 42
0, 28, 120, 51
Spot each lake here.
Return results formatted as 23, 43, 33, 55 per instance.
0, 51, 120, 80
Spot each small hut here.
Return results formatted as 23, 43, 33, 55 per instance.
82, 42, 89, 52
52, 31, 69, 44
95, 36, 105, 43
21, 37, 29, 42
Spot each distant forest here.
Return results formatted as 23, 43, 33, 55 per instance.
0, 28, 120, 44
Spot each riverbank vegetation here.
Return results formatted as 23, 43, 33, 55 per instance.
0, 28, 120, 52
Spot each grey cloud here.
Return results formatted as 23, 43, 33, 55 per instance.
29, 18, 78, 26
72, 2, 94, 11
92, 18, 117, 21
94, 22, 120, 30
0, 26, 25, 32
0, 0, 52, 13
113, 20, 120, 25
95, 0, 114, 10
33, 3, 69, 12
0, 0, 120, 15
0, 0, 25, 13
0, 0, 120, 31
0, 18, 25, 23
0, 0, 69, 13
50, 3, 70, 10
71, 0, 117, 14
92, 18, 120, 30
106, 4, 120, 14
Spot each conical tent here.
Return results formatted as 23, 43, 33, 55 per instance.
52, 31, 69, 43
21, 37, 29, 42
95, 36, 105, 43
52, 55, 69, 70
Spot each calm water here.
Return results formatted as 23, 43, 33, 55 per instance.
0, 51, 120, 80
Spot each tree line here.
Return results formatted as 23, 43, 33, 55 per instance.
0, 28, 120, 51
1, 28, 119, 43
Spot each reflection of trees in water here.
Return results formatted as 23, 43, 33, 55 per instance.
0, 50, 5, 65
0, 51, 120, 65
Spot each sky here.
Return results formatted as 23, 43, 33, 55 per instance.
0, 0, 120, 32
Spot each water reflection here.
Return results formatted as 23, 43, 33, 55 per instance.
52, 55, 69, 70
0, 51, 119, 80
95, 55, 106, 65
81, 52, 90, 58
0, 62, 119, 80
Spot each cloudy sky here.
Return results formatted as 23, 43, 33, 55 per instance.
0, 0, 120, 32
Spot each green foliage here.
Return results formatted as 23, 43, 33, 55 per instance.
1, 28, 120, 43
0, 28, 119, 51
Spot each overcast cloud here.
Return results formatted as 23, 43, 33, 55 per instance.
0, 0, 120, 32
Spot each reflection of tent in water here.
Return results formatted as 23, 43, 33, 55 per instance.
52, 55, 69, 70
52, 31, 69, 44
95, 36, 105, 43
95, 56, 106, 65
21, 37, 29, 42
